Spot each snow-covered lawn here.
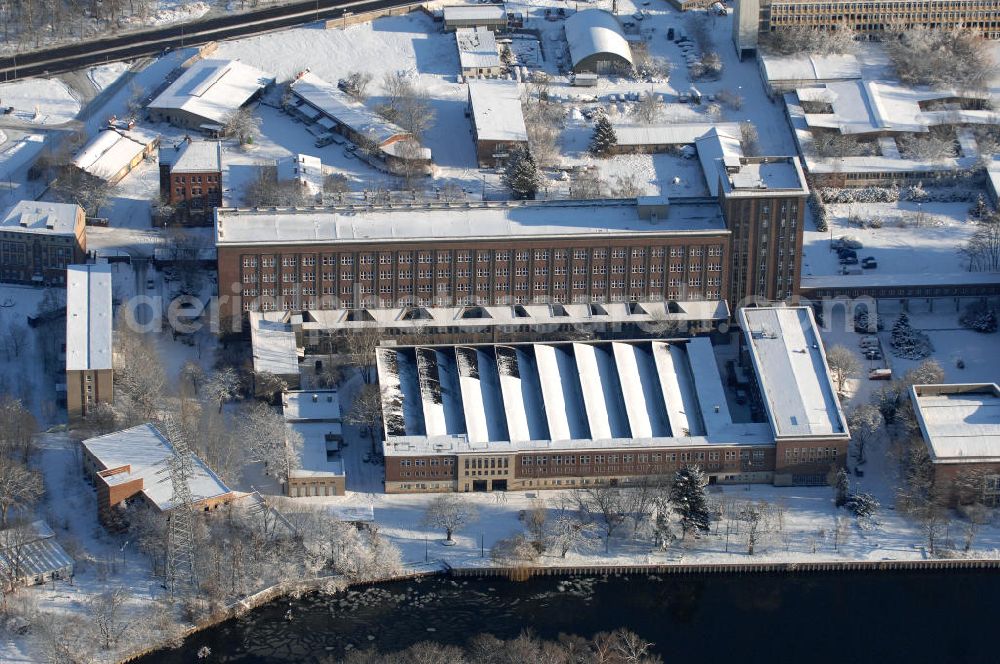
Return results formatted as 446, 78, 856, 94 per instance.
87, 62, 130, 92
803, 202, 980, 278
0, 78, 80, 125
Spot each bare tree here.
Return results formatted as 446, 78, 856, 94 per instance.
342, 71, 374, 102
762, 25, 858, 55
0, 396, 37, 463
422, 493, 479, 543
204, 367, 241, 413
491, 532, 539, 564
739, 122, 760, 157
569, 170, 606, 199
323, 173, 351, 202
545, 513, 600, 558
222, 107, 262, 146
342, 326, 383, 383
574, 484, 628, 552
826, 344, 861, 394
847, 403, 883, 464
88, 587, 132, 650
960, 218, 1000, 272
633, 92, 663, 124
344, 383, 385, 454
884, 26, 993, 91
610, 173, 643, 199
51, 167, 115, 216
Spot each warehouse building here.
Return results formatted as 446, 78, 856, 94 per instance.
565, 9, 633, 74
147, 59, 274, 131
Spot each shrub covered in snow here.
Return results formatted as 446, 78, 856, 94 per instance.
889, 313, 934, 359
959, 301, 998, 333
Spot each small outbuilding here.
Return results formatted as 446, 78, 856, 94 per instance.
71, 127, 159, 185
564, 9, 633, 74
0, 520, 74, 590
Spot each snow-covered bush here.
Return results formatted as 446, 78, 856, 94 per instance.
889, 313, 934, 359
959, 302, 998, 333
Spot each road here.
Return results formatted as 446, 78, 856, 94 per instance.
0, 0, 414, 81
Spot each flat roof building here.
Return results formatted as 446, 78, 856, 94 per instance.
277, 153, 324, 200
249, 312, 301, 393
443, 5, 508, 31
467, 79, 528, 166
911, 383, 1000, 505
66, 264, 113, 422
282, 390, 346, 497
147, 59, 274, 130
158, 139, 224, 225
376, 307, 848, 492
565, 9, 633, 74
81, 424, 235, 526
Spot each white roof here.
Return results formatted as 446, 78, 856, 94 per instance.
148, 59, 273, 125
149, 60, 274, 124
912, 384, 1000, 463
695, 127, 744, 197
565, 9, 633, 69
66, 264, 113, 372
163, 140, 222, 173
71, 128, 158, 181
615, 122, 741, 148
379, 340, 775, 456
277, 153, 324, 197
249, 312, 299, 376
801, 271, 1000, 290
468, 79, 528, 143
82, 424, 232, 511
215, 199, 727, 246
443, 5, 506, 21
456, 28, 501, 70
282, 390, 345, 478
0, 201, 79, 236
0, 520, 73, 582
988, 161, 1000, 199
290, 72, 411, 147
760, 52, 862, 84
740, 307, 849, 440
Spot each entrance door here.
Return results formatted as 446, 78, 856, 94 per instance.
472, 480, 488, 492
491, 479, 508, 491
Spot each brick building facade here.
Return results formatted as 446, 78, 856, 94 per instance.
215, 199, 733, 319
159, 139, 223, 225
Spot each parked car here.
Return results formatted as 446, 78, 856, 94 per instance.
869, 368, 892, 380
864, 349, 882, 360
839, 255, 859, 265
315, 133, 338, 148
859, 336, 879, 348
861, 257, 878, 269
146, 278, 155, 289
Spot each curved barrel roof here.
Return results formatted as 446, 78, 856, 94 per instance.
565, 9, 633, 70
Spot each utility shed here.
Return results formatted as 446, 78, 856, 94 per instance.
564, 9, 633, 74
443, 5, 507, 31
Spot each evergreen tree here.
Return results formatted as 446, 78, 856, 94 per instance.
834, 468, 850, 507
503, 145, 542, 200
890, 312, 933, 359
589, 115, 618, 157
669, 467, 711, 537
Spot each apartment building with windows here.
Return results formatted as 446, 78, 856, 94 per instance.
214, 198, 732, 320
376, 306, 849, 493
0, 201, 86, 286
158, 139, 223, 225
734, 0, 1000, 58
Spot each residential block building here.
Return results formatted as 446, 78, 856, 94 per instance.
65, 264, 113, 422
158, 139, 223, 225
376, 306, 849, 493
0, 201, 86, 286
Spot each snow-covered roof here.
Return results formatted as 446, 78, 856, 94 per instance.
565, 9, 633, 69
456, 27, 501, 70
0, 200, 80, 236
214, 199, 727, 246
0, 520, 73, 583
615, 122, 741, 149
82, 424, 233, 511
988, 160, 1000, 201
282, 390, 345, 478
467, 79, 527, 143
378, 339, 774, 456
161, 140, 222, 173
249, 312, 299, 376
148, 59, 274, 125
66, 264, 113, 372
740, 307, 849, 441
695, 127, 744, 197
71, 127, 158, 181
443, 5, 506, 22
277, 153, 324, 197
911, 384, 1000, 463
289, 72, 411, 148
760, 52, 862, 85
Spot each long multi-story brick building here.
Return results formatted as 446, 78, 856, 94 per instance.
376, 306, 850, 493
215, 197, 733, 319
734, 0, 1000, 58
0, 201, 85, 286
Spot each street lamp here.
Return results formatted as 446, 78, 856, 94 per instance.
120, 540, 130, 572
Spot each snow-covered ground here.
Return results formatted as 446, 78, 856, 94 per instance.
87, 62, 130, 92
803, 202, 981, 278
0, 78, 80, 125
